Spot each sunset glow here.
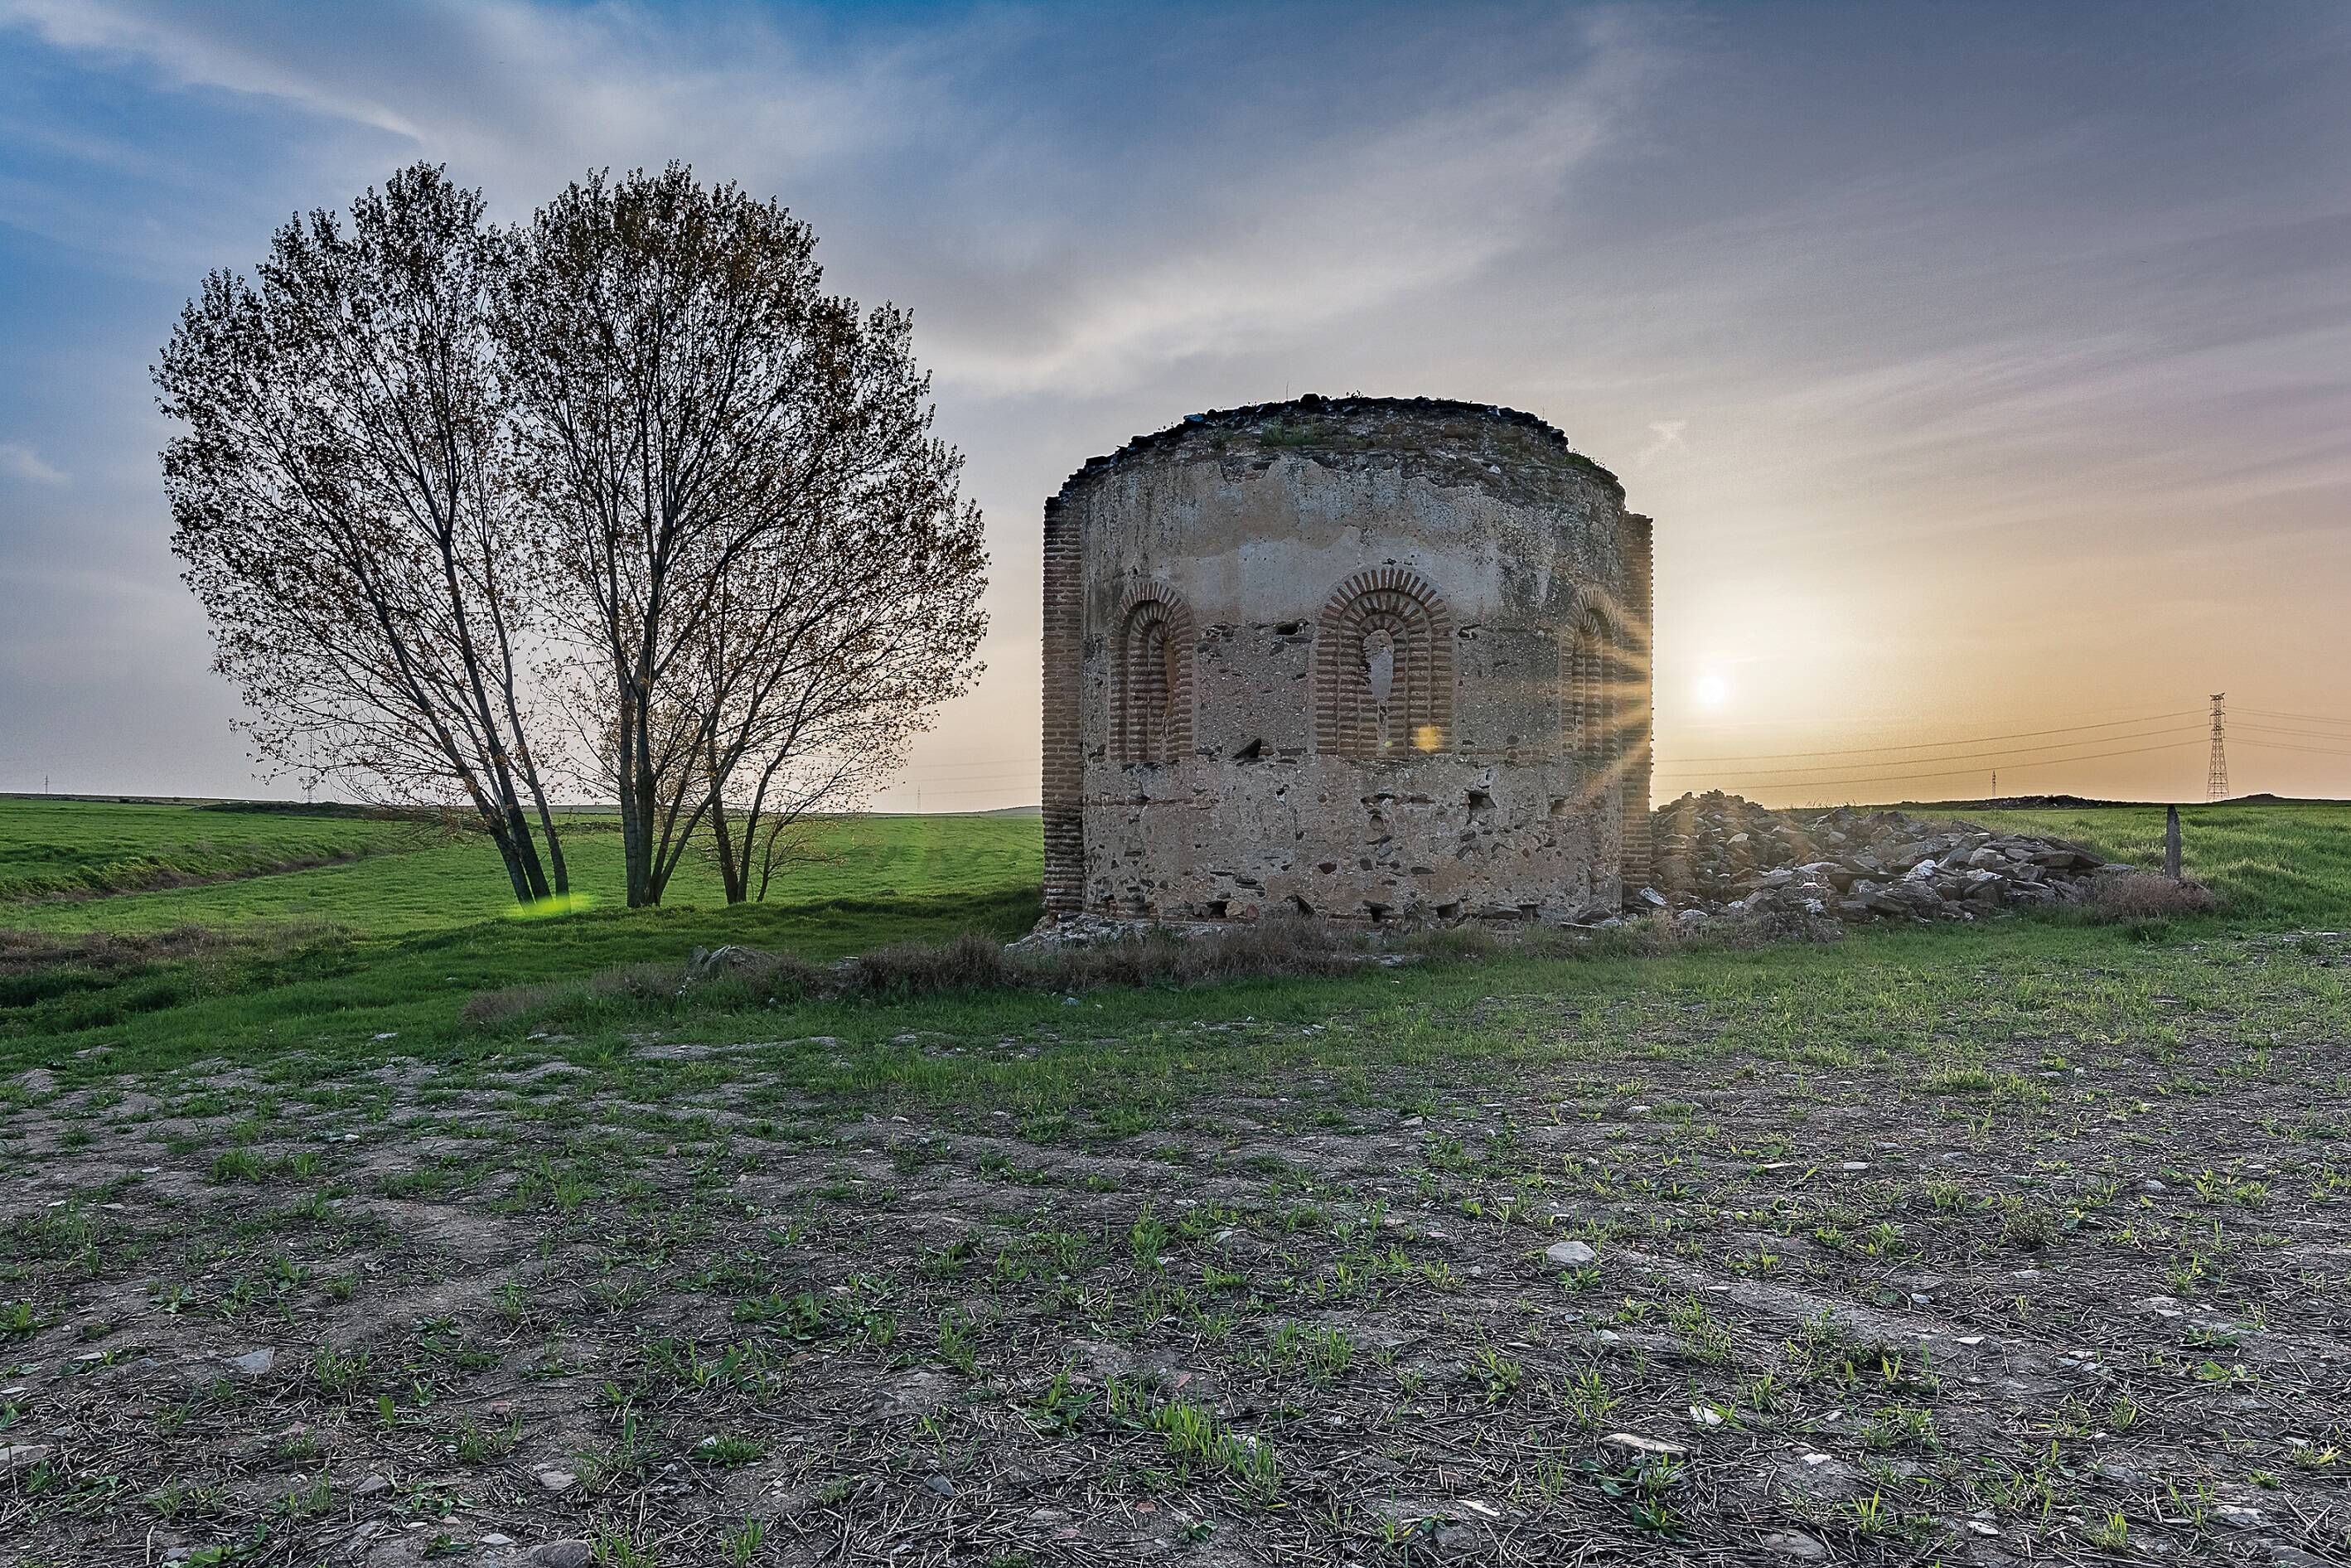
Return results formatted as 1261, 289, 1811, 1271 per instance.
0, 4, 2344, 808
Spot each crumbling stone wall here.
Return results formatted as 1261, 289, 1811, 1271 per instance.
1042, 394, 1653, 925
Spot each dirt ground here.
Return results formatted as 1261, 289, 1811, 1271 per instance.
5, 935, 2350, 1566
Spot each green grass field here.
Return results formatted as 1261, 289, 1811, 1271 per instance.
0, 797, 419, 902
0, 796, 2343, 1083
0, 799, 1044, 1072
6, 797, 2350, 1565
0, 801, 1039, 936
1963, 800, 2351, 928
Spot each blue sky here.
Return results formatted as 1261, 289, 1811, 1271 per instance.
2, 1, 2347, 805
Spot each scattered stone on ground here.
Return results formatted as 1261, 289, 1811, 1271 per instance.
684, 943, 780, 980
7, 928, 2349, 1564
1005, 912, 1228, 952
1648, 791, 2131, 923
1018, 795, 2140, 946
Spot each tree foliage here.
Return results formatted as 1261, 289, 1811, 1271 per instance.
157, 161, 989, 907
156, 165, 569, 903
496, 166, 987, 906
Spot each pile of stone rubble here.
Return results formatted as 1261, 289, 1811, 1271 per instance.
1644, 791, 2131, 924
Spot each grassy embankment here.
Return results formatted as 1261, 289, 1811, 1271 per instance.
0, 801, 1041, 1072
0, 798, 421, 902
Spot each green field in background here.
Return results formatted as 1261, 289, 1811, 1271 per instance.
0, 798, 418, 902
0, 801, 1041, 936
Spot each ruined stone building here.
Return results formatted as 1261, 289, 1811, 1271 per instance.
1042, 395, 1653, 926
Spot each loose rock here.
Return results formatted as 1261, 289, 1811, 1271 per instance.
1649, 792, 2126, 925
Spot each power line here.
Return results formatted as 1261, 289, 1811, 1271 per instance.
882, 703, 2343, 801
1709, 747, 2202, 796
2238, 707, 2351, 728
888, 767, 1038, 782
883, 784, 1038, 801
1672, 744, 2200, 797
1655, 729, 2199, 782
2236, 737, 2351, 760
1656, 738, 2204, 791
1662, 710, 2201, 765
888, 708, 2219, 776
2235, 722, 2351, 743
890, 760, 1035, 775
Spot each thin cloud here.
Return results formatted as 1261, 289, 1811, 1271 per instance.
1638, 420, 1686, 463
0, 441, 67, 485
5, 2, 1667, 399
0, 0, 423, 139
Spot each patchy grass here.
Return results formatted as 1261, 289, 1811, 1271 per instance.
1, 801, 2347, 1561
0, 885, 1043, 1067
4, 918, 2349, 1562
463, 914, 1402, 1034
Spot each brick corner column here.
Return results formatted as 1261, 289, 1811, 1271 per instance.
1620, 513, 1657, 887
1041, 491, 1086, 917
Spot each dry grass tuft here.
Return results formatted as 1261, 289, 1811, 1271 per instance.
461, 915, 1396, 1033
0, 924, 240, 975
461, 950, 827, 1028
1038, 914, 1377, 990
844, 930, 1008, 997
833, 916, 1383, 998
2088, 871, 2218, 924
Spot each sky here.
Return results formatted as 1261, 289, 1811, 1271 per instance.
2, 0, 2348, 810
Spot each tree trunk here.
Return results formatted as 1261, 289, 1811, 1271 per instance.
709, 793, 746, 903
616, 690, 654, 908
480, 805, 536, 905
502, 799, 553, 901
520, 768, 571, 897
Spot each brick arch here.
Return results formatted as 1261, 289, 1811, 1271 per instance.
1313, 567, 1454, 759
1568, 603, 1617, 779
1115, 583, 1194, 763
1569, 598, 1648, 854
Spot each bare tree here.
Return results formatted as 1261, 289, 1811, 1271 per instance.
689, 306, 988, 903
156, 163, 571, 904
496, 165, 986, 907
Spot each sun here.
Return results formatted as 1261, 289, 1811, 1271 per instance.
1695, 673, 1731, 709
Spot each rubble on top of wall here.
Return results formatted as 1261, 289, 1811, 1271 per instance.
1054, 394, 1628, 506
1646, 791, 2134, 925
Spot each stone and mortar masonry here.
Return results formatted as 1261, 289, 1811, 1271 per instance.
1042, 395, 1653, 927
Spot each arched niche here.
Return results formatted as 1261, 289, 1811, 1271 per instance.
1313, 567, 1454, 759
1114, 584, 1194, 763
